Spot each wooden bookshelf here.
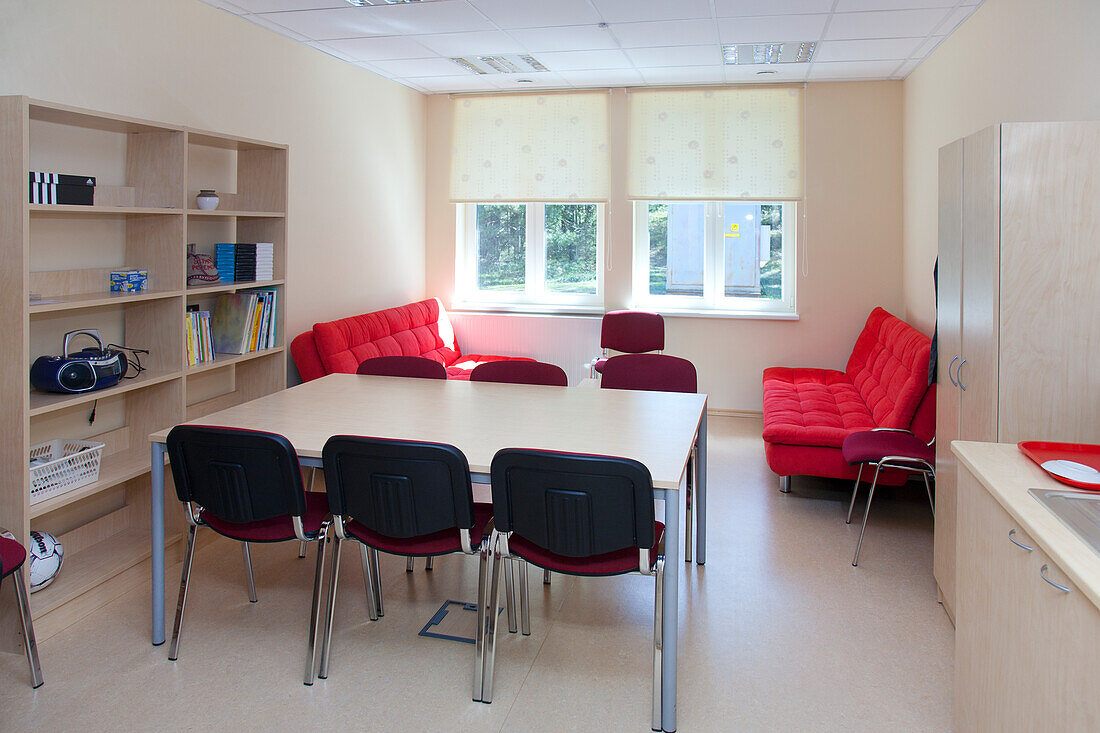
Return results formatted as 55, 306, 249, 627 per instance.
0, 95, 288, 649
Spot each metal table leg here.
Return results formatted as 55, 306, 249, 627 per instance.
150, 441, 166, 646
660, 488, 679, 732
696, 408, 707, 565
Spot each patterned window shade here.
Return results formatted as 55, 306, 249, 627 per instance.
627, 86, 803, 201
449, 91, 610, 203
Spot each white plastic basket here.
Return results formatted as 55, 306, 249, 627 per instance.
29, 439, 105, 505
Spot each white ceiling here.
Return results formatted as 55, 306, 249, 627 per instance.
202, 0, 984, 93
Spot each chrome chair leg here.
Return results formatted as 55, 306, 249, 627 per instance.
242, 542, 258, 603
12, 566, 43, 688
923, 471, 936, 514
369, 548, 384, 617
846, 463, 866, 524
168, 524, 198, 661
303, 527, 330, 686
651, 558, 664, 732
543, 569, 551, 585
685, 446, 694, 564
473, 538, 490, 702
505, 557, 518, 634
425, 556, 434, 571
519, 561, 530, 636
779, 475, 791, 493
359, 544, 378, 621
298, 541, 307, 559
481, 539, 505, 704
318, 537, 342, 680
852, 464, 882, 567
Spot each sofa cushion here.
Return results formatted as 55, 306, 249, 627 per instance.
312, 298, 461, 376
762, 367, 877, 447
845, 307, 932, 430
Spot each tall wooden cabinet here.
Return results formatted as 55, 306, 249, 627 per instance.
934, 122, 1100, 621
0, 97, 288, 649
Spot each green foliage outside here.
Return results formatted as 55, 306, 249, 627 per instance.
476, 204, 598, 293
758, 204, 784, 300
476, 204, 526, 291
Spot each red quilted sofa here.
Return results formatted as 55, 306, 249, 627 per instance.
291, 297, 532, 382
762, 307, 935, 488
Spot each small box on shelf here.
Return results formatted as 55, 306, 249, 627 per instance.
109, 269, 148, 292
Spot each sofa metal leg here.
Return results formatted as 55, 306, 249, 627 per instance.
778, 475, 791, 493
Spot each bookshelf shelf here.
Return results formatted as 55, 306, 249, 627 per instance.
2, 95, 288, 638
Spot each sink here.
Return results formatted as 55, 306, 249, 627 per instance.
1030, 489, 1100, 558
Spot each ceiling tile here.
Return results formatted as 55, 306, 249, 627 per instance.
370, 56, 476, 78
255, 8, 395, 39
226, 0, 343, 12
508, 25, 621, 52
413, 75, 507, 93
611, 19, 718, 48
724, 64, 809, 83
812, 37, 922, 62
825, 9, 951, 40
350, 2, 497, 36
625, 45, 722, 68
466, 0, 602, 29
410, 30, 527, 57
717, 14, 829, 43
244, 13, 313, 42
640, 66, 726, 85
556, 68, 646, 86
324, 35, 436, 61
714, 0, 834, 17
909, 34, 945, 58
538, 49, 634, 71
589, 0, 713, 24
835, 0, 955, 10
486, 71, 572, 89
807, 59, 906, 79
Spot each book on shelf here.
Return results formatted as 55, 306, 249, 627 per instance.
210, 289, 278, 355
184, 310, 214, 367
214, 242, 276, 283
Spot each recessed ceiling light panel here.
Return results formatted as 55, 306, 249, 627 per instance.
450, 54, 550, 75
722, 42, 816, 65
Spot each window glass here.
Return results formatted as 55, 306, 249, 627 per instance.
475, 204, 526, 291
545, 204, 598, 294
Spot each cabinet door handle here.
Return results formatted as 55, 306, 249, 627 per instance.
1008, 528, 1033, 552
957, 358, 968, 391
948, 355, 959, 387
1039, 564, 1071, 593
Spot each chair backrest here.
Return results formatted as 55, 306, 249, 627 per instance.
322, 436, 475, 538
470, 360, 569, 387
601, 310, 664, 353
490, 448, 656, 557
909, 383, 937, 444
356, 355, 447, 380
166, 425, 306, 523
599, 353, 697, 394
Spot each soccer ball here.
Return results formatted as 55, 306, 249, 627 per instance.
27, 531, 64, 593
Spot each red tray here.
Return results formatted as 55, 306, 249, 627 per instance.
1018, 441, 1100, 491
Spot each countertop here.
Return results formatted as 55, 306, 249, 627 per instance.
953, 441, 1100, 612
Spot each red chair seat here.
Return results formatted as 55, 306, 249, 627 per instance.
842, 430, 935, 466
0, 536, 27, 579
592, 357, 608, 373
445, 355, 535, 380
344, 502, 494, 556
201, 491, 331, 543
507, 521, 665, 577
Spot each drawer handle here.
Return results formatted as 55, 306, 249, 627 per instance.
1008, 528, 1033, 552
1039, 564, 1071, 593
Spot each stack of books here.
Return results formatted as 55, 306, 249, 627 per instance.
256, 242, 274, 281
185, 310, 214, 366
234, 243, 256, 282
216, 243, 236, 282
210, 288, 278, 355
215, 242, 276, 283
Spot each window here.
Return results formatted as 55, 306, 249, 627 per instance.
457, 202, 603, 308
633, 201, 795, 314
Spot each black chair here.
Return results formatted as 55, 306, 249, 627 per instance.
0, 530, 43, 688
316, 436, 495, 682
477, 448, 665, 731
165, 425, 331, 685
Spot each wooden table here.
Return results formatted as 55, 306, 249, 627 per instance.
150, 373, 707, 731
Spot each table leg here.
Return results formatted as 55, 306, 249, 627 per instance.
150, 441, 166, 646
696, 409, 707, 566
661, 490, 679, 732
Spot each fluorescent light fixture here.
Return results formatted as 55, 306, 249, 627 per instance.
450, 54, 550, 75
722, 42, 816, 65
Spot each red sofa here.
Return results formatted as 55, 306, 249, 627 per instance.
291, 297, 532, 382
762, 307, 935, 490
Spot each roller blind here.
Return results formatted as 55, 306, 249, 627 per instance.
627, 86, 803, 201
449, 91, 610, 203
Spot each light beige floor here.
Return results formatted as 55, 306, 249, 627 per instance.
0, 416, 953, 731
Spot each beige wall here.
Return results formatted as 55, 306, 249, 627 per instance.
901, 0, 1100, 333
0, 0, 427, 380
428, 82, 905, 411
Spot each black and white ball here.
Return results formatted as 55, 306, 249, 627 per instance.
28, 531, 64, 593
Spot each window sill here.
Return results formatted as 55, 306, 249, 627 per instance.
639, 307, 800, 321
449, 303, 604, 318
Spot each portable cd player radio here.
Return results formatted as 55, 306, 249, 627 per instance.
31, 330, 128, 394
